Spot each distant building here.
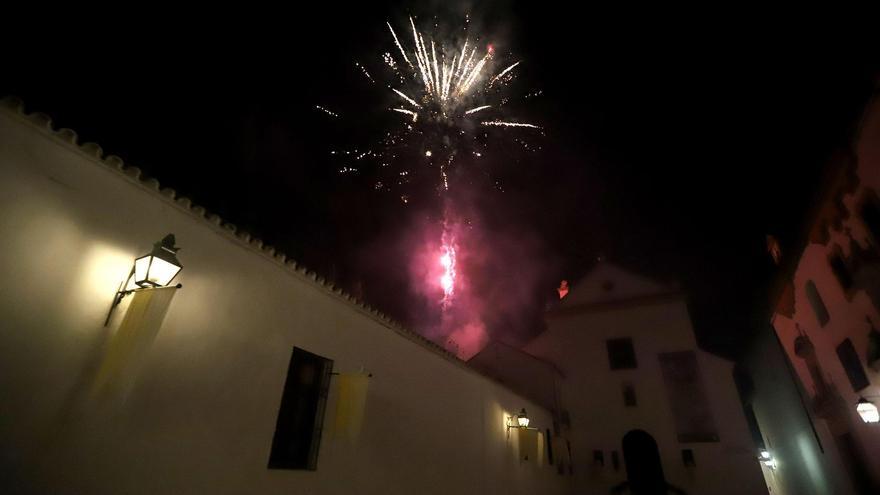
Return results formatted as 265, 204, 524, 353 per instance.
472, 261, 767, 494
746, 88, 880, 494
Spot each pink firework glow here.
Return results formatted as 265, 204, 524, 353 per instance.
406, 213, 516, 360
439, 242, 457, 304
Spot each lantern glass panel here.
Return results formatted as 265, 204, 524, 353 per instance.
134, 255, 152, 286
857, 400, 879, 423
147, 256, 181, 286
134, 254, 181, 287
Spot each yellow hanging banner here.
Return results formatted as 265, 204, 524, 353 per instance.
518, 428, 539, 462
91, 286, 177, 400
332, 372, 370, 443
537, 430, 545, 466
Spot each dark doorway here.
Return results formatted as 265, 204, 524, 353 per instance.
622, 429, 666, 495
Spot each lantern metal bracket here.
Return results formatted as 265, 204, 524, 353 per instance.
103, 267, 182, 327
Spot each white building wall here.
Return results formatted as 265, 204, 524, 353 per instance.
0, 101, 568, 495
772, 245, 880, 478
746, 325, 855, 495
468, 341, 562, 411
525, 286, 766, 495
759, 92, 880, 495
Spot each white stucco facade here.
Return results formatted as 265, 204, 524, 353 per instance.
751, 89, 880, 494
0, 98, 569, 494
528, 263, 766, 494
472, 262, 768, 494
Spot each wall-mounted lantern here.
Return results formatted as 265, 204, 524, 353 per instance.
507, 408, 532, 438
759, 450, 777, 470
505, 408, 543, 463
516, 408, 530, 428
506, 408, 530, 429
104, 234, 183, 326
856, 397, 879, 423
133, 234, 183, 288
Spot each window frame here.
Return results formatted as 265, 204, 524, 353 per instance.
606, 337, 638, 370
268, 347, 334, 470
805, 280, 830, 327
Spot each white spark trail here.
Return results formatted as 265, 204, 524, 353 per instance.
481, 121, 542, 129
392, 88, 421, 108
420, 34, 433, 93
447, 54, 458, 97
457, 46, 477, 89
431, 40, 440, 97
439, 60, 446, 101
410, 17, 432, 94
461, 52, 490, 95
355, 62, 375, 83
392, 108, 418, 122
488, 61, 521, 87
457, 39, 468, 78
387, 22, 413, 68
464, 105, 491, 115
315, 105, 339, 118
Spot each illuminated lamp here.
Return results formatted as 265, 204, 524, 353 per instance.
517, 408, 530, 428
104, 234, 183, 325
857, 397, 880, 424
759, 450, 777, 470
133, 234, 183, 287
507, 408, 531, 432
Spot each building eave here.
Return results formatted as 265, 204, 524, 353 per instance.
547, 290, 687, 319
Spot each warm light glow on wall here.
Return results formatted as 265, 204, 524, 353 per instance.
77, 244, 137, 291
68, 243, 134, 322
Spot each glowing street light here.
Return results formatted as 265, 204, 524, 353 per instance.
516, 408, 530, 428
857, 397, 879, 424
133, 234, 183, 288
104, 234, 183, 325
759, 450, 777, 470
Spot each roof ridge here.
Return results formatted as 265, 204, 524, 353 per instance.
478, 339, 565, 377
0, 95, 466, 364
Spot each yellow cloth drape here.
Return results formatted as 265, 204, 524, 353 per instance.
518, 428, 539, 462
537, 430, 545, 466
91, 286, 177, 400
332, 372, 370, 443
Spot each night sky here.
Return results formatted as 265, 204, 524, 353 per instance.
5, 3, 876, 359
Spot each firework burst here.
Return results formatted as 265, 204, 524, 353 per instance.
385, 17, 541, 142
323, 14, 543, 196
